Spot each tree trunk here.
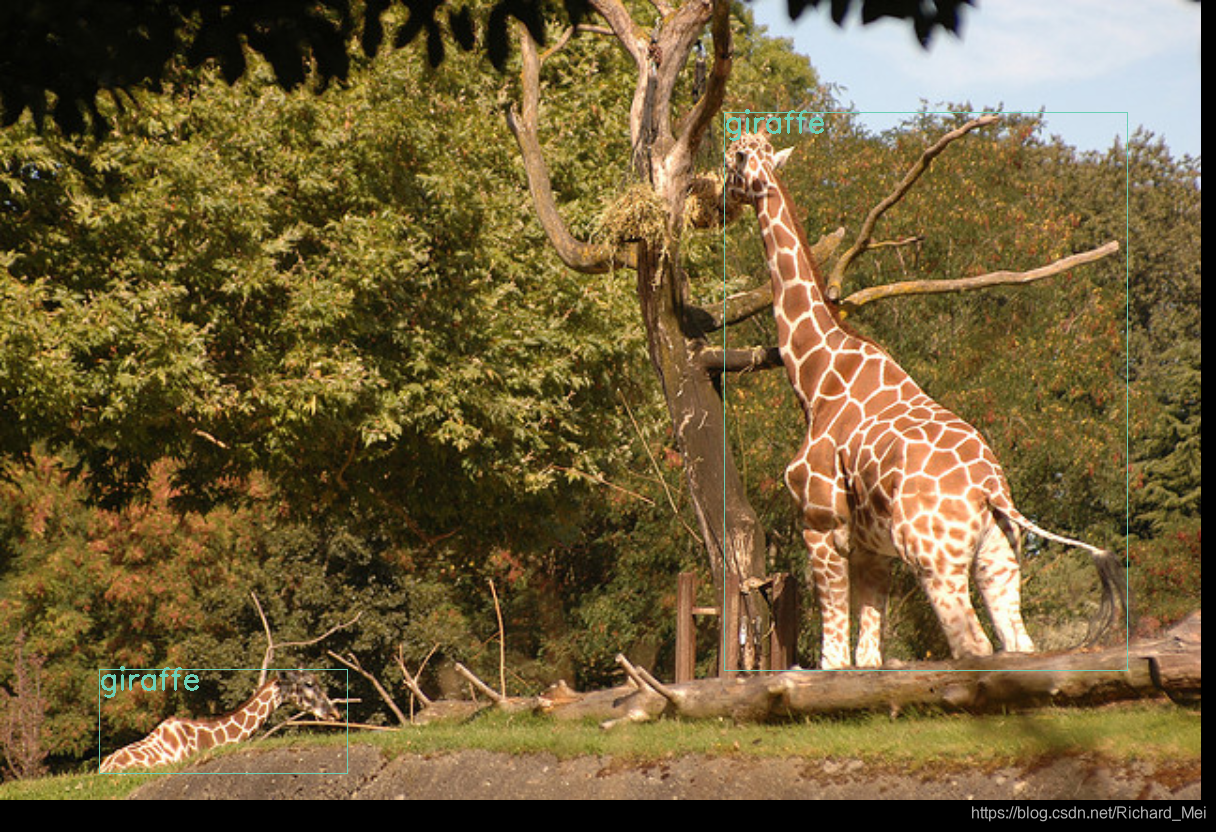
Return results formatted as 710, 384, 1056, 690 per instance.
634, 234, 767, 665
620, 0, 768, 666
506, 1, 768, 667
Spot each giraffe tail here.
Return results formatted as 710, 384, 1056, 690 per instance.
994, 505, 1125, 648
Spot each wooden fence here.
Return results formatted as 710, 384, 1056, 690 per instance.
674, 571, 800, 682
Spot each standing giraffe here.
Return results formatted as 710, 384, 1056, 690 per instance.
100, 670, 341, 772
724, 130, 1121, 668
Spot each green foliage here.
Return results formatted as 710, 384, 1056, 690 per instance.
0, 450, 235, 758
0, 36, 645, 537
0, 21, 664, 770
1074, 133, 1202, 541
1125, 517, 1201, 634
1054, 130, 1200, 631
0, 447, 482, 759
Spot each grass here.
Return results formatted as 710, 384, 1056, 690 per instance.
0, 701, 1199, 800
364, 701, 1200, 765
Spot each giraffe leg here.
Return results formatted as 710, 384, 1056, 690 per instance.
805, 528, 852, 669
973, 523, 1035, 653
912, 540, 993, 659
852, 549, 891, 668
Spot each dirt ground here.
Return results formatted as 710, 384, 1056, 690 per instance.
127, 744, 1201, 800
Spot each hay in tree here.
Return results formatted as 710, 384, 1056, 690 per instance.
594, 184, 668, 250
684, 172, 743, 230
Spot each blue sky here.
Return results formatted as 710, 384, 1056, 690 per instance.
749, 0, 1201, 159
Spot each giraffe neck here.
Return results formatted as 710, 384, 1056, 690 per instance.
753, 179, 854, 402
197, 680, 283, 748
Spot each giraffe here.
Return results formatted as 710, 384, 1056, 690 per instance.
100, 670, 341, 772
724, 129, 1122, 669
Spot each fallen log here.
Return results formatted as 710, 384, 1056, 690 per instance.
399, 612, 1200, 727
544, 612, 1201, 727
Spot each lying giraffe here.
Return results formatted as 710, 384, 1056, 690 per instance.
100, 670, 341, 772
724, 129, 1122, 668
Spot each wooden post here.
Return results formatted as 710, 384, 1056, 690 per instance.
767, 573, 799, 671
675, 572, 732, 682
722, 572, 740, 678
676, 572, 800, 678
675, 572, 696, 683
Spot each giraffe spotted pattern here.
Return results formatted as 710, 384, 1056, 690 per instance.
725, 131, 1121, 668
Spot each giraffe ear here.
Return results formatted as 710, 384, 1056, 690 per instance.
773, 146, 794, 169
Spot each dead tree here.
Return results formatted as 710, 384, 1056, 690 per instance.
508, 0, 771, 670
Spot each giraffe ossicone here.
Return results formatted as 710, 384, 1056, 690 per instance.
100, 669, 341, 773
725, 129, 1122, 669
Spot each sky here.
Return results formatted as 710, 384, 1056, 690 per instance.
749, 0, 1202, 160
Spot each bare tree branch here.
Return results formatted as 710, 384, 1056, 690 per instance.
716, 283, 776, 328
697, 241, 1118, 371
327, 649, 410, 727
250, 592, 359, 684
504, 24, 636, 273
674, 0, 732, 166
827, 114, 999, 301
544, 464, 657, 506
651, 0, 720, 144
587, 0, 648, 70
454, 662, 507, 704
695, 238, 1116, 375
394, 644, 434, 708
867, 234, 925, 252
488, 578, 507, 698
696, 345, 783, 373
617, 388, 703, 545
838, 241, 1121, 313
251, 592, 274, 684
539, 24, 617, 62
615, 653, 678, 702
538, 25, 576, 62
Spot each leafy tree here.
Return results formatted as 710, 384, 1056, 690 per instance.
1, 32, 645, 535
0, 447, 485, 762
0, 451, 235, 760
1054, 130, 1201, 632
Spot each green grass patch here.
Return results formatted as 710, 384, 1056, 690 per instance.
0, 701, 1198, 800
0, 769, 161, 801
361, 701, 1199, 766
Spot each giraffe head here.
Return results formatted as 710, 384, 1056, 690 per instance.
276, 670, 341, 721
725, 129, 793, 207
